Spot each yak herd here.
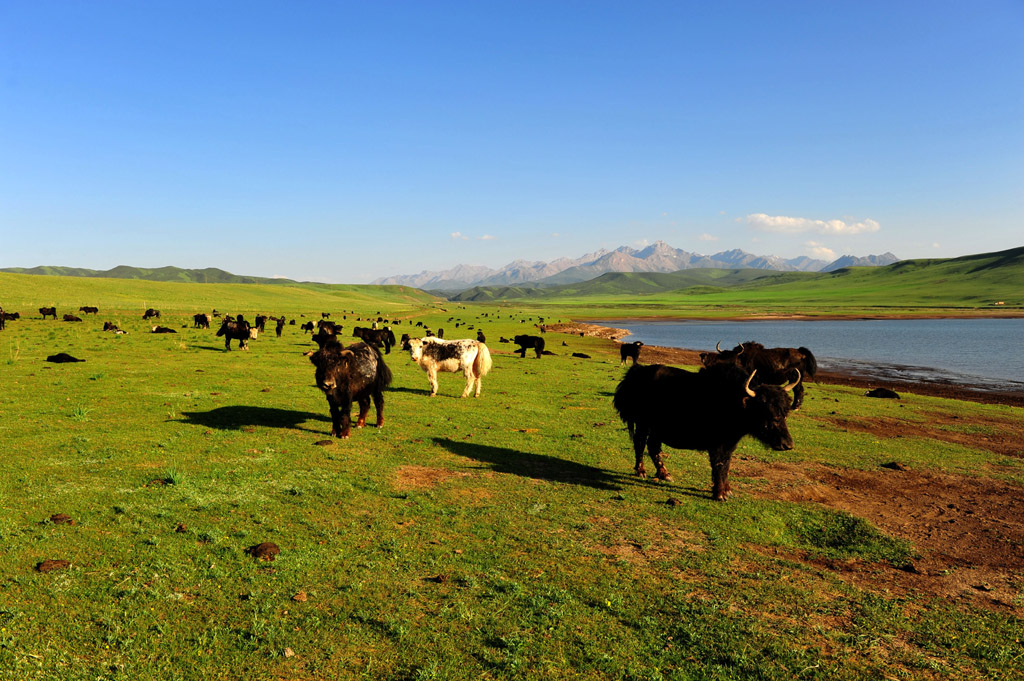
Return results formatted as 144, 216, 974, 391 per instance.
0, 302, 818, 500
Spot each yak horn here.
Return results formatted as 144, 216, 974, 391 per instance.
744, 370, 757, 397
782, 369, 801, 392
715, 341, 723, 352
736, 343, 744, 357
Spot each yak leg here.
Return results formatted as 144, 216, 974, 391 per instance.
224, 336, 232, 351
473, 372, 483, 398
427, 367, 439, 397
791, 383, 804, 410
708, 447, 733, 501
355, 396, 370, 428
632, 423, 649, 477
647, 438, 672, 481
333, 395, 353, 438
460, 366, 474, 398
372, 389, 385, 428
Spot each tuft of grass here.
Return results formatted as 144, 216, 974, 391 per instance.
69, 405, 92, 422
795, 508, 915, 566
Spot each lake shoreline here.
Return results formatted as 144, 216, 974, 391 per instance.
548, 321, 1024, 408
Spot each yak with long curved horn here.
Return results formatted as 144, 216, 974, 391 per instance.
715, 340, 723, 353
744, 370, 758, 397
781, 369, 801, 393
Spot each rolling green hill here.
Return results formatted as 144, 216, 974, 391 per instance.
0, 264, 301, 285
448, 247, 1024, 312
0, 271, 439, 315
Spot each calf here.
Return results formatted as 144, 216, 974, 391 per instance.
513, 334, 545, 358
309, 340, 392, 438
216, 318, 257, 350
619, 341, 644, 366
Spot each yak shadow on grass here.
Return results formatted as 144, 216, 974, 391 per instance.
179, 406, 329, 432
434, 437, 633, 491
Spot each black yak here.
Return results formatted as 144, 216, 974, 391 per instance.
143, 308, 160, 320
700, 341, 817, 410
513, 334, 545, 358
353, 327, 396, 354
40, 307, 57, 320
619, 341, 643, 366
216, 318, 257, 350
79, 306, 99, 315
613, 363, 799, 501
193, 313, 211, 329
309, 340, 392, 438
63, 314, 82, 322
275, 317, 285, 337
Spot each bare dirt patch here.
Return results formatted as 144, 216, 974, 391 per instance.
393, 465, 472, 491
817, 412, 1024, 459
741, 459, 1024, 611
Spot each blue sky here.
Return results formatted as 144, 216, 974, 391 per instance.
2, 1, 1021, 283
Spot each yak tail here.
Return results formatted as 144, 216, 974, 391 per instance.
613, 364, 651, 438
474, 342, 493, 377
215, 323, 225, 337
799, 347, 818, 379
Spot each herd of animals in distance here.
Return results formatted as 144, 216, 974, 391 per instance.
0, 302, 821, 501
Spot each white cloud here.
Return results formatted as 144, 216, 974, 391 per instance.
450, 232, 469, 241
745, 213, 880, 235
697, 233, 718, 242
551, 232, 560, 237
479, 234, 496, 241
633, 239, 650, 248
932, 242, 940, 248
805, 240, 836, 260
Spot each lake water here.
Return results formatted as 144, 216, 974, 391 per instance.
598, 318, 1024, 392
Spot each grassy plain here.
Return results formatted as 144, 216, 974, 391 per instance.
1, 273, 1022, 680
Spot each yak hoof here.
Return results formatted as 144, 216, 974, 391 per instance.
655, 469, 673, 482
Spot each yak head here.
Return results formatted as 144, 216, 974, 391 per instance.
310, 341, 355, 393
741, 369, 799, 451
404, 337, 426, 361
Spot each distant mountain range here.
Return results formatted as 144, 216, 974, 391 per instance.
371, 241, 900, 291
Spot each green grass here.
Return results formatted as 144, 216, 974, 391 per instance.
0, 275, 1021, 679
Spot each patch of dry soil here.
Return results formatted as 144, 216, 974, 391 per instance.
742, 459, 1024, 611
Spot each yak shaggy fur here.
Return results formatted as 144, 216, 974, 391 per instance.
309, 340, 393, 438
404, 337, 493, 398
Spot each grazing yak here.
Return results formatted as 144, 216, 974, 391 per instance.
143, 308, 160, 320
403, 337, 492, 398
619, 341, 644, 366
216, 318, 258, 350
613, 363, 799, 501
254, 315, 268, 333
275, 317, 285, 337
40, 307, 57, 320
700, 341, 818, 410
79, 306, 99, 315
309, 340, 392, 438
353, 327, 397, 354
300, 321, 315, 334
193, 313, 212, 329
513, 334, 545, 358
